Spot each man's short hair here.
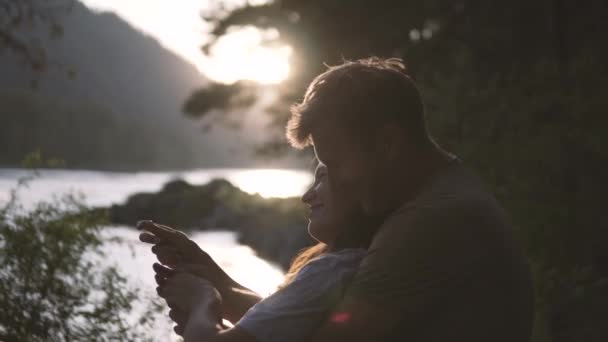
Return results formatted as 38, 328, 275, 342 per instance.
286, 57, 428, 149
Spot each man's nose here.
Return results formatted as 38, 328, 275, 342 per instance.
301, 187, 315, 204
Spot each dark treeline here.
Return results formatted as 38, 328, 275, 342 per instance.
0, 88, 201, 171
184, 1, 608, 341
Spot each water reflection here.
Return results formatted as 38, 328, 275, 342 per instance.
101, 226, 285, 341
0, 168, 312, 209
0, 168, 297, 341
102, 227, 284, 296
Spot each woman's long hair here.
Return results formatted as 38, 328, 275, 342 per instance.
280, 242, 329, 288
280, 215, 377, 288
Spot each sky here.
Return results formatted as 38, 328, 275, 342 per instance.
80, 0, 291, 84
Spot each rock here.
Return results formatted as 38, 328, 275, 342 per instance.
108, 178, 314, 269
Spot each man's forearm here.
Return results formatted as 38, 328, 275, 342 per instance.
220, 283, 262, 323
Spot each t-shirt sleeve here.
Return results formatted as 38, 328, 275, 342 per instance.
237, 251, 364, 342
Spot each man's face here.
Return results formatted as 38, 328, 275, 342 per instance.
311, 123, 384, 216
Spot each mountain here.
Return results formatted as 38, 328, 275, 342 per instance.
0, 1, 295, 171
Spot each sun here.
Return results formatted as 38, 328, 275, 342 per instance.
199, 27, 292, 85
79, 1, 290, 85
228, 169, 312, 198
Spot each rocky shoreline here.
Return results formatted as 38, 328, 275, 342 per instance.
108, 178, 314, 269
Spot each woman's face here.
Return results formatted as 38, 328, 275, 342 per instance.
301, 163, 360, 245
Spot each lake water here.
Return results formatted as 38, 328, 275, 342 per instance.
98, 226, 286, 340
0, 167, 312, 340
0, 167, 313, 207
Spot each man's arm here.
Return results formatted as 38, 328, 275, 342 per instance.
306, 202, 496, 341
306, 297, 398, 342
221, 286, 264, 323
138, 221, 262, 322
161, 272, 260, 342
183, 319, 256, 342
182, 252, 367, 342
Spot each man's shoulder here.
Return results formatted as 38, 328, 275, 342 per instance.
376, 162, 510, 245
361, 163, 519, 284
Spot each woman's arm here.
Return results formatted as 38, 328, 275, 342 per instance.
163, 273, 258, 342
138, 221, 262, 322
163, 248, 365, 342
226, 251, 364, 342
183, 306, 256, 342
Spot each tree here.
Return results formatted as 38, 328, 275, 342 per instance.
188, 1, 608, 341
0, 159, 160, 341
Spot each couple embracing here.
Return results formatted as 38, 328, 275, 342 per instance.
138, 57, 534, 342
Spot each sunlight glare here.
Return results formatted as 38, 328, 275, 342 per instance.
202, 27, 292, 84
229, 169, 312, 198
80, 1, 291, 85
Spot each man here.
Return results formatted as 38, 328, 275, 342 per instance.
141, 57, 534, 341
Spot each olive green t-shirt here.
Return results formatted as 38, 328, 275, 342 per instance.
343, 160, 534, 341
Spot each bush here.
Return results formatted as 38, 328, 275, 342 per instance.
0, 174, 158, 341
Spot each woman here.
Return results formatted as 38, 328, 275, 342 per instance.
138, 163, 377, 342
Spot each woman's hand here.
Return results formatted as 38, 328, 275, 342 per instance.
138, 220, 263, 323
162, 272, 222, 314
161, 272, 223, 336
137, 220, 231, 287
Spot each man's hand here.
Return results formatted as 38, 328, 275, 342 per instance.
152, 262, 223, 306
138, 220, 262, 323
160, 272, 222, 337
162, 273, 222, 313
137, 220, 230, 286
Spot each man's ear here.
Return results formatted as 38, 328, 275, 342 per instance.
376, 124, 403, 162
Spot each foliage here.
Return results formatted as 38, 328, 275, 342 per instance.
0, 0, 75, 73
0, 169, 159, 341
189, 1, 608, 340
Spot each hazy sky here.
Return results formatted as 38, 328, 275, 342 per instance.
80, 0, 291, 84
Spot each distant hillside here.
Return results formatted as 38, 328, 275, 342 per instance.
0, 1, 293, 170
0, 88, 196, 170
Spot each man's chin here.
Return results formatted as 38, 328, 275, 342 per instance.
308, 226, 330, 244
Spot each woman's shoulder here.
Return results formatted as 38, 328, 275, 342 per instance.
237, 251, 365, 342
317, 248, 367, 262
296, 248, 366, 281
